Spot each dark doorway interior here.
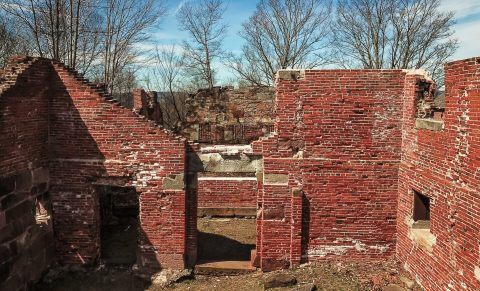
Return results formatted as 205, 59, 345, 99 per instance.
99, 186, 139, 265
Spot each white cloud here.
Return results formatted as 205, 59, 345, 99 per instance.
173, 0, 189, 16
151, 31, 181, 41
452, 18, 480, 59
440, 0, 480, 60
440, 0, 480, 20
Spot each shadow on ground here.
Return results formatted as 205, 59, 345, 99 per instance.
197, 231, 255, 262
33, 267, 149, 291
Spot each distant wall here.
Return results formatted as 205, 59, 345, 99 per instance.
182, 86, 275, 143
187, 144, 262, 217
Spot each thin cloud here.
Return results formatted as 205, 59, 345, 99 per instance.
173, 0, 189, 16
440, 0, 480, 59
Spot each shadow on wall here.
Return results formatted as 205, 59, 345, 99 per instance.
0, 58, 168, 290
48, 66, 163, 277
301, 195, 311, 263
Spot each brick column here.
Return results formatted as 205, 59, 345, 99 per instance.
133, 88, 144, 112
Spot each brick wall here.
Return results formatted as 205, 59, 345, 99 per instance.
255, 69, 407, 271
49, 60, 187, 272
187, 144, 261, 216
0, 57, 190, 285
0, 58, 55, 290
2, 55, 480, 290
197, 176, 257, 208
396, 58, 480, 290
132, 89, 163, 125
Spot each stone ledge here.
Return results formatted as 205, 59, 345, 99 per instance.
162, 173, 185, 190
276, 69, 305, 81
474, 266, 480, 282
197, 207, 256, 217
409, 228, 436, 253
263, 173, 288, 185
415, 118, 444, 131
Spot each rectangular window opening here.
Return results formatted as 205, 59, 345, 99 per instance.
413, 190, 430, 229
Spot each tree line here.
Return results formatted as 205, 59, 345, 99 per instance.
0, 0, 458, 129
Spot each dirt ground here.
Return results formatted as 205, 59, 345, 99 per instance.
162, 260, 422, 291
35, 260, 421, 291
35, 218, 422, 291
197, 217, 256, 261
197, 217, 256, 245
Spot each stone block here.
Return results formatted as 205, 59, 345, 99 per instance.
162, 173, 185, 190
263, 206, 285, 220
0, 176, 15, 197
292, 188, 303, 197
256, 172, 263, 182
2, 192, 30, 210
264, 173, 288, 185
415, 118, 444, 131
10, 213, 35, 238
15, 171, 32, 192
31, 183, 48, 196
32, 168, 49, 185
0, 212, 5, 229
276, 69, 305, 81
5, 200, 34, 224
263, 273, 296, 289
0, 225, 14, 244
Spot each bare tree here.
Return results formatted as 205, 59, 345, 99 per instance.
143, 45, 189, 130
228, 0, 332, 86
153, 45, 187, 126
333, 0, 458, 84
0, 19, 29, 67
102, 0, 166, 95
176, 0, 227, 89
0, 0, 103, 74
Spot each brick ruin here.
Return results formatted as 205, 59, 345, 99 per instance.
182, 86, 275, 143
1, 56, 479, 291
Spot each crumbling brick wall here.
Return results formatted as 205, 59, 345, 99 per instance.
0, 57, 191, 289
396, 58, 480, 290
132, 89, 163, 125
183, 86, 275, 143
253, 69, 407, 271
48, 61, 188, 272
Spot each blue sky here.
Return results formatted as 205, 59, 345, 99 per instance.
140, 0, 480, 87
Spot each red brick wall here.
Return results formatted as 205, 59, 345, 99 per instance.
256, 69, 406, 271
1, 57, 189, 276
48, 61, 187, 271
0, 57, 51, 175
396, 58, 480, 290
197, 177, 257, 208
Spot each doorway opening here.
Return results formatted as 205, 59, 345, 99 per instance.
194, 174, 258, 273
98, 186, 139, 265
